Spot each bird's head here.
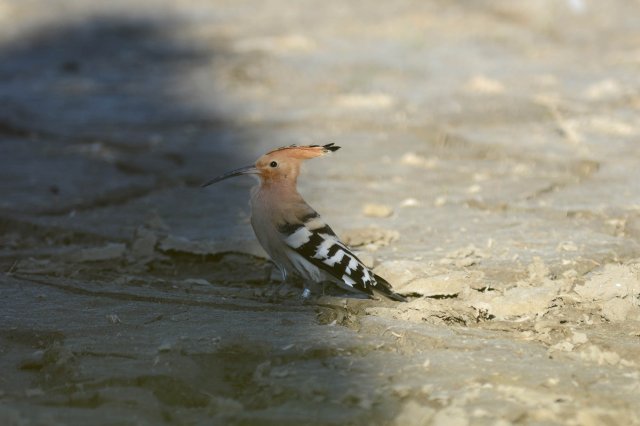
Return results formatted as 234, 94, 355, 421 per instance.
202, 143, 340, 187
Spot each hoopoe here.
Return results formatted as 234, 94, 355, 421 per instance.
202, 144, 406, 302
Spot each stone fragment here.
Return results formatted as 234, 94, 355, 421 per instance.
374, 260, 433, 288
601, 297, 637, 322
341, 227, 399, 248
464, 75, 505, 94
574, 264, 640, 301
131, 227, 158, 258
76, 243, 126, 262
393, 400, 436, 426
400, 271, 483, 297
485, 286, 558, 320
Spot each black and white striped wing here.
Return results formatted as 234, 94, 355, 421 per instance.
280, 213, 376, 294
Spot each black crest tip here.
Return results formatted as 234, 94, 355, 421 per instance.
323, 143, 341, 152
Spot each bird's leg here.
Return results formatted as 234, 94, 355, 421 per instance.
263, 262, 275, 284
261, 261, 281, 301
268, 267, 288, 302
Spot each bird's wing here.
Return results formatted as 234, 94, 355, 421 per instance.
278, 211, 376, 295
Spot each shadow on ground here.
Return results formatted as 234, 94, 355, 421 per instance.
0, 14, 396, 425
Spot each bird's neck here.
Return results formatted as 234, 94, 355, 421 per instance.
257, 177, 300, 200
250, 177, 316, 234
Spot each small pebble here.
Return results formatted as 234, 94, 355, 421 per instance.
363, 203, 394, 218
401, 198, 419, 207
157, 341, 173, 352
25, 388, 44, 397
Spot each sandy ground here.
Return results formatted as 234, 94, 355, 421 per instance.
1, 0, 640, 424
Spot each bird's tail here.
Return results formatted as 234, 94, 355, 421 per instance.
373, 274, 407, 302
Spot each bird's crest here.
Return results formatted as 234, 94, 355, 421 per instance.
266, 143, 340, 160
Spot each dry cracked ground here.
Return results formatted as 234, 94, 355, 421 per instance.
1, 1, 640, 425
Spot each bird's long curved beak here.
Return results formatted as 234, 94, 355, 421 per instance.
201, 165, 259, 187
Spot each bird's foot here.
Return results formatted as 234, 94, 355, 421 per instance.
299, 288, 321, 305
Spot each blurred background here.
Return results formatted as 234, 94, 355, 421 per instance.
1, 0, 639, 260
1, 0, 639, 424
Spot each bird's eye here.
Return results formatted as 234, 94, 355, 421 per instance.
270, 161, 278, 168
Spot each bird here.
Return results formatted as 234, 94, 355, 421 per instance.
202, 143, 406, 302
